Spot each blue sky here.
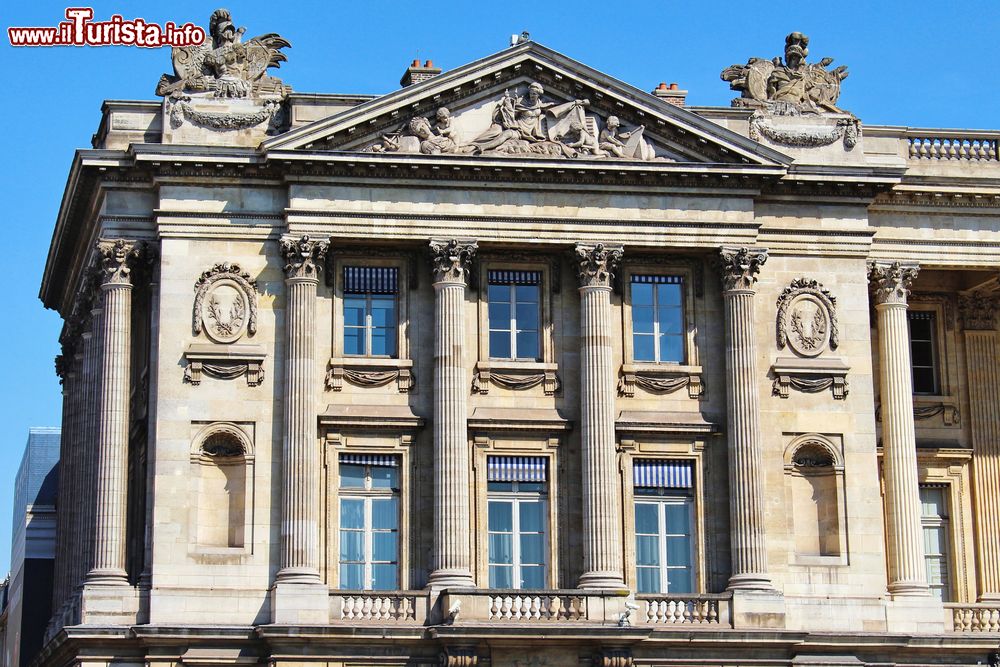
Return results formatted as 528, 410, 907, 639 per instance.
0, 0, 997, 574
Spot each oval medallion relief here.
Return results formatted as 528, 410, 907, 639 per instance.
201, 279, 250, 343
784, 293, 830, 357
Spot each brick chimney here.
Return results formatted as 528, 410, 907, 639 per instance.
400, 59, 442, 87
653, 82, 687, 107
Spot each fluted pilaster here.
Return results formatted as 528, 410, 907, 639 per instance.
277, 235, 328, 583
960, 292, 1000, 600
575, 243, 625, 589
428, 239, 477, 588
719, 246, 773, 591
869, 261, 928, 597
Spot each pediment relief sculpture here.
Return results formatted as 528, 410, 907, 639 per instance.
193, 263, 259, 344
362, 82, 659, 161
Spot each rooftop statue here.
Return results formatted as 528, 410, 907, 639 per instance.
721, 32, 848, 114
155, 8, 291, 99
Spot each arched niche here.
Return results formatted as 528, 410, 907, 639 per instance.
783, 434, 846, 560
189, 422, 255, 551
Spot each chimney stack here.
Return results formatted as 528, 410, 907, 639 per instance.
653, 82, 687, 107
400, 59, 442, 87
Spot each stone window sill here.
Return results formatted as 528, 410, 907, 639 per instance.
473, 360, 560, 395
618, 363, 704, 398
326, 357, 413, 393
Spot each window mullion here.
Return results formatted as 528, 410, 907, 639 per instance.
659, 501, 669, 593
509, 285, 518, 358
365, 293, 373, 357
512, 496, 521, 588
364, 497, 372, 590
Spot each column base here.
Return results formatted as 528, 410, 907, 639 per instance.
577, 570, 626, 590
79, 582, 140, 625
85, 567, 130, 586
887, 579, 931, 598
727, 572, 775, 591
730, 588, 786, 629
427, 568, 476, 591
270, 580, 329, 624
275, 566, 323, 585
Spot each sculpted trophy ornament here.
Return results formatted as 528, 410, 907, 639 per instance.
776, 278, 839, 357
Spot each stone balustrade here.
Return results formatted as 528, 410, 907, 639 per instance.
638, 594, 731, 626
907, 133, 1000, 161
330, 591, 428, 623
487, 592, 588, 621
946, 603, 1000, 632
441, 588, 629, 624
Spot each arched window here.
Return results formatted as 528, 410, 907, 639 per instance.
191, 424, 253, 550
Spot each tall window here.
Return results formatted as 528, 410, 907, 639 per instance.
487, 456, 548, 589
633, 459, 695, 594
631, 275, 685, 363
907, 311, 938, 394
487, 271, 541, 361
339, 454, 400, 590
343, 266, 398, 358
920, 485, 952, 601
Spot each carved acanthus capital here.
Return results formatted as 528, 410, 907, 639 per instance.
959, 292, 1000, 331
719, 246, 768, 292
96, 239, 151, 287
575, 243, 623, 289
54, 354, 70, 385
868, 261, 919, 306
280, 235, 328, 281
430, 239, 478, 284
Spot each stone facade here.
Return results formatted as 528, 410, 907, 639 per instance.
37, 18, 1000, 667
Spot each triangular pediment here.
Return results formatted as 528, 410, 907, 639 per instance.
263, 42, 789, 168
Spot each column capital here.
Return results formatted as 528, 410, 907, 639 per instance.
718, 246, 767, 293
280, 235, 328, 281
96, 238, 153, 288
868, 261, 919, 306
575, 242, 623, 289
429, 238, 477, 284
959, 291, 1000, 331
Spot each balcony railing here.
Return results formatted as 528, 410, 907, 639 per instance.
486, 592, 588, 621
331, 591, 429, 623
906, 133, 1000, 162
946, 603, 1000, 632
638, 593, 730, 626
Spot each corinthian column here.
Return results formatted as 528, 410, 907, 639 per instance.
869, 261, 928, 597
719, 246, 773, 591
277, 235, 328, 584
959, 291, 1000, 601
86, 239, 147, 585
576, 243, 625, 589
427, 239, 477, 588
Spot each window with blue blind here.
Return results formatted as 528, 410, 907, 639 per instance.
486, 455, 548, 589
343, 266, 398, 358
907, 311, 938, 395
487, 270, 541, 361
633, 459, 695, 594
631, 275, 685, 364
338, 453, 400, 590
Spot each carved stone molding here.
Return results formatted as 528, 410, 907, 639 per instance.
618, 366, 704, 399
96, 239, 152, 286
325, 359, 414, 393
167, 96, 282, 130
575, 243, 623, 289
280, 235, 328, 281
429, 238, 478, 284
959, 292, 999, 331
875, 401, 960, 426
472, 362, 559, 396
868, 261, 919, 306
439, 647, 478, 667
910, 293, 956, 330
718, 246, 767, 292
776, 278, 839, 357
193, 263, 258, 343
749, 111, 860, 149
183, 344, 266, 387
597, 648, 633, 667
771, 357, 850, 400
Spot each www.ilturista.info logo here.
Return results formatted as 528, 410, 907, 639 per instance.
8, 8, 206, 47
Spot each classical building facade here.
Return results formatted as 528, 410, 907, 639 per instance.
37, 12, 1000, 667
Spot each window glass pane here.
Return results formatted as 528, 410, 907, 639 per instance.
660, 335, 684, 363
488, 481, 514, 493
488, 284, 510, 303
489, 533, 513, 565
515, 285, 539, 304
923, 526, 944, 555
634, 335, 655, 362
520, 565, 545, 589
343, 297, 366, 327
339, 530, 364, 561
371, 328, 394, 357
339, 465, 366, 489
636, 535, 660, 566
515, 331, 540, 360
371, 297, 396, 327
632, 283, 654, 306
373, 532, 398, 562
488, 501, 513, 532
667, 568, 693, 593
372, 564, 398, 590
636, 567, 660, 594
370, 466, 399, 491
520, 534, 545, 565
489, 331, 511, 359
664, 502, 691, 533
657, 283, 682, 306
340, 563, 364, 589
912, 367, 936, 394
515, 302, 539, 329
909, 318, 932, 340
490, 565, 513, 588
666, 536, 692, 566
635, 504, 659, 534
371, 497, 398, 528
518, 482, 546, 493
488, 302, 511, 328
911, 342, 934, 367
518, 501, 544, 533
343, 328, 364, 356
658, 306, 683, 335
340, 498, 364, 528
920, 487, 945, 516
633, 305, 655, 334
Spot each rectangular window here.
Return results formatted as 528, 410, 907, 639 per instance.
907, 311, 938, 395
343, 266, 398, 358
487, 455, 547, 589
633, 459, 695, 594
920, 485, 952, 602
339, 454, 400, 590
631, 275, 685, 364
487, 271, 541, 361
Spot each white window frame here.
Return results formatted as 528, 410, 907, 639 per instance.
634, 492, 695, 595
487, 480, 548, 589
343, 291, 399, 359
487, 281, 541, 361
629, 278, 686, 364
338, 462, 400, 591
907, 310, 940, 395
919, 484, 952, 602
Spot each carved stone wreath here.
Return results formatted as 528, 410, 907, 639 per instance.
168, 96, 282, 131
776, 278, 839, 357
749, 112, 860, 149
193, 263, 259, 344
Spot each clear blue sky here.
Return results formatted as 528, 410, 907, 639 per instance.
1, 0, 997, 574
